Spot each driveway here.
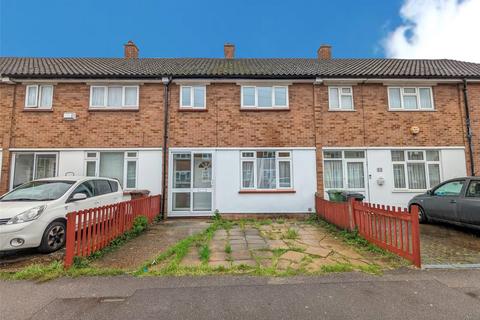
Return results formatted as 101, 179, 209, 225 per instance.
420, 222, 480, 267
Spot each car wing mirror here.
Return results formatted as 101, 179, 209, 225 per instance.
70, 193, 87, 202
426, 189, 433, 196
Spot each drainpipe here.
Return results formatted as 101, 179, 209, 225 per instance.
160, 76, 172, 219
463, 79, 475, 176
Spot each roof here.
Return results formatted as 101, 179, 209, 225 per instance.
1, 57, 480, 79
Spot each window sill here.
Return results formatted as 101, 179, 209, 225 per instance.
89, 107, 139, 112
239, 189, 296, 194
23, 108, 53, 112
388, 109, 435, 112
392, 189, 428, 193
328, 109, 356, 112
240, 108, 290, 112
178, 108, 208, 112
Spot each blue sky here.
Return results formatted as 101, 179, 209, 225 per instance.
0, 0, 406, 58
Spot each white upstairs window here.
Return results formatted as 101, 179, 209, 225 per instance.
90, 85, 139, 109
328, 87, 354, 110
388, 87, 434, 110
180, 86, 206, 109
25, 85, 54, 109
241, 86, 289, 109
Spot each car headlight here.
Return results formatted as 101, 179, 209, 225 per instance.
7, 205, 46, 225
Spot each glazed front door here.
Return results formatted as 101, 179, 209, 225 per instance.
171, 152, 213, 215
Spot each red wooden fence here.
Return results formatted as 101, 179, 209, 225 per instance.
64, 195, 161, 268
315, 194, 421, 268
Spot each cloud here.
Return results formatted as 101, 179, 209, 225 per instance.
383, 0, 480, 62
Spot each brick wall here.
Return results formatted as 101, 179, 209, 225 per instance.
468, 83, 480, 176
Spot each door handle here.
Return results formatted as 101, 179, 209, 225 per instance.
450, 199, 457, 204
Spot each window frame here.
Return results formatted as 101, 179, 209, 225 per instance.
240, 86, 289, 110
387, 87, 434, 111
240, 150, 293, 190
25, 84, 54, 109
10, 152, 59, 190
328, 86, 354, 111
179, 85, 207, 110
84, 151, 138, 189
391, 149, 442, 191
89, 85, 139, 110
323, 150, 366, 191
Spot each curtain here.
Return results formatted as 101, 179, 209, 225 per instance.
242, 87, 255, 106
27, 86, 38, 106
324, 160, 343, 189
274, 87, 287, 106
428, 164, 441, 187
257, 87, 272, 107
86, 161, 96, 176
347, 162, 364, 188
388, 88, 401, 108
193, 87, 205, 108
99, 152, 124, 185
419, 88, 432, 109
242, 161, 254, 188
35, 154, 56, 179
279, 161, 291, 188
126, 161, 137, 188
340, 95, 353, 109
328, 88, 339, 108
92, 87, 105, 106
13, 154, 34, 188
181, 87, 191, 106
39, 86, 53, 107
107, 87, 122, 107
393, 164, 406, 189
403, 95, 418, 109
407, 163, 427, 189
257, 156, 276, 189
124, 87, 138, 106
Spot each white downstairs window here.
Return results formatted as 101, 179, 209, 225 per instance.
25, 85, 54, 109
85, 151, 138, 189
90, 85, 139, 109
241, 151, 292, 190
391, 150, 441, 190
388, 87, 434, 110
323, 150, 365, 190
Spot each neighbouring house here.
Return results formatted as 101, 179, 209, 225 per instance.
1, 42, 480, 216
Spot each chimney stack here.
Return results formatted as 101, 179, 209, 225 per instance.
317, 44, 332, 60
124, 40, 139, 59
224, 43, 235, 59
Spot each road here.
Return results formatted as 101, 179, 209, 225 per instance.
2, 269, 480, 320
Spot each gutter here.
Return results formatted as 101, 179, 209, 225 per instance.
160, 76, 172, 219
463, 79, 475, 176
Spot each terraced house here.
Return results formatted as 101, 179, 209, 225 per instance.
1, 42, 480, 216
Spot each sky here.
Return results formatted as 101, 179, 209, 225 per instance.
0, 0, 479, 62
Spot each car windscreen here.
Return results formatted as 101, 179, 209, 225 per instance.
0, 180, 75, 201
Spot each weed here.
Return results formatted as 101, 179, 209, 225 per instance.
199, 245, 210, 263
213, 210, 222, 221
321, 263, 354, 273
225, 244, 232, 254
281, 228, 299, 240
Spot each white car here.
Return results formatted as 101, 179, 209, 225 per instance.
0, 176, 126, 253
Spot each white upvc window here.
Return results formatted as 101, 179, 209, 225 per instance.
388, 87, 434, 110
323, 150, 366, 190
180, 85, 206, 109
328, 86, 354, 110
240, 151, 293, 190
241, 86, 289, 109
25, 85, 54, 109
391, 150, 441, 191
85, 151, 138, 189
89, 85, 139, 109
11, 152, 58, 189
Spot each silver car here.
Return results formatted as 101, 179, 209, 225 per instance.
409, 177, 480, 229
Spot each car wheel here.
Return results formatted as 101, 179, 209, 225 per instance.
417, 206, 428, 224
38, 221, 66, 253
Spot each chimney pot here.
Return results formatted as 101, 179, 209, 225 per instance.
224, 43, 235, 59
124, 40, 139, 59
317, 44, 332, 60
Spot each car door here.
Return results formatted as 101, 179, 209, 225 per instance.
65, 180, 97, 214
424, 179, 466, 221
93, 179, 122, 207
457, 179, 480, 226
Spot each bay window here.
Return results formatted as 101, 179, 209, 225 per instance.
25, 85, 53, 109
240, 151, 292, 190
241, 86, 288, 109
180, 85, 206, 109
85, 151, 138, 189
12, 152, 58, 189
328, 86, 354, 110
388, 87, 434, 110
323, 150, 365, 190
391, 150, 441, 190
90, 85, 139, 109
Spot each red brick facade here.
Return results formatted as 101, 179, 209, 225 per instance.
0, 80, 477, 196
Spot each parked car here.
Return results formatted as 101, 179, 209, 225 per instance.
409, 177, 480, 229
0, 176, 126, 253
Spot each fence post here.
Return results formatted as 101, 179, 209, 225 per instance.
347, 197, 356, 231
410, 204, 422, 268
64, 212, 76, 268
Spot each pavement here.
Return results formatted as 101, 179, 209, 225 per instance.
2, 269, 480, 320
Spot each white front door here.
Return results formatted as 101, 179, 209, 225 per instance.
170, 151, 214, 216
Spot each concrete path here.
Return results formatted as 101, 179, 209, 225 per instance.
2, 269, 480, 320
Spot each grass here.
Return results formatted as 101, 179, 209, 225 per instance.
199, 245, 210, 263
224, 244, 232, 254
281, 228, 299, 240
